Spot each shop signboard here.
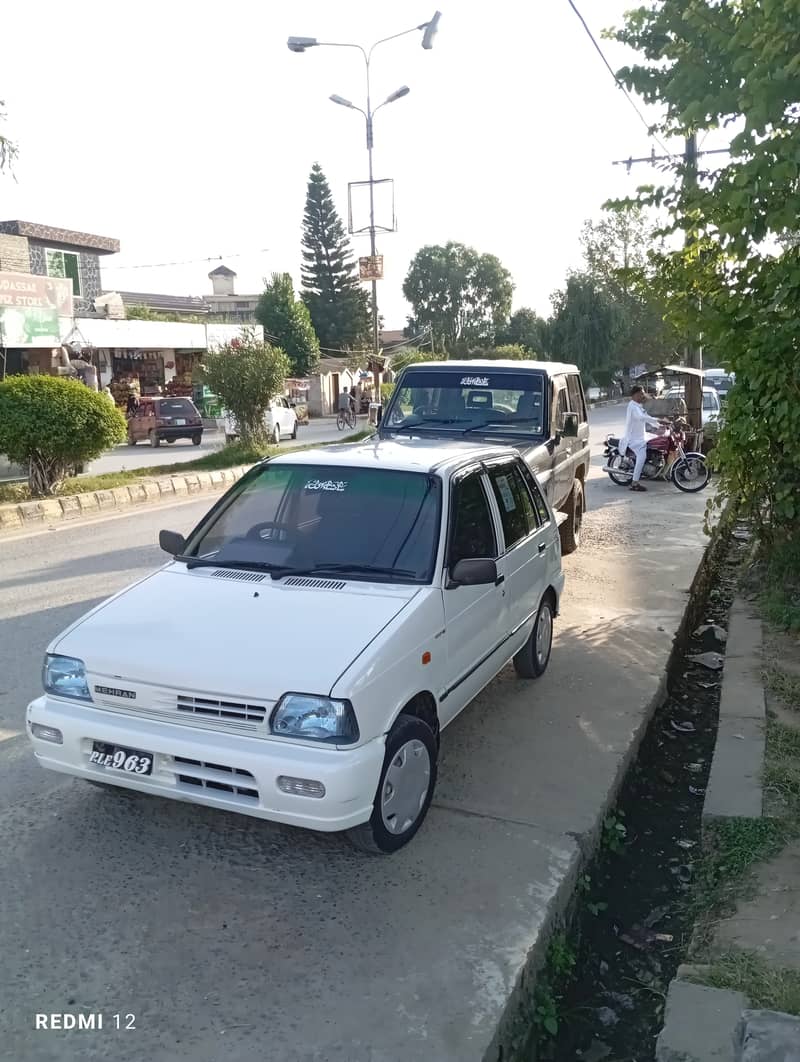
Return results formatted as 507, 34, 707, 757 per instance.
359, 255, 384, 281
0, 271, 73, 347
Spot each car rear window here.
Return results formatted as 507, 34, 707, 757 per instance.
383, 369, 546, 438
157, 399, 196, 416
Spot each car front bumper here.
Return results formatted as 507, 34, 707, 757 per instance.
26, 696, 383, 832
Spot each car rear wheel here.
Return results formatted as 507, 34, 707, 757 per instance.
513, 593, 555, 679
272, 424, 281, 445
291, 421, 298, 440
559, 478, 584, 554
166, 438, 176, 444
149, 432, 160, 448
127, 434, 137, 446
347, 714, 437, 855
192, 434, 202, 446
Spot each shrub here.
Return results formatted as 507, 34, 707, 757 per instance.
202, 330, 290, 446
0, 374, 126, 496
380, 382, 395, 403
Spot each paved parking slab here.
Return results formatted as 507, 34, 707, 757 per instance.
0, 407, 710, 1061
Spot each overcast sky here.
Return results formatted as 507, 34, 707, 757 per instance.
1, 0, 700, 330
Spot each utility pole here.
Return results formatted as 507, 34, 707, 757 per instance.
612, 135, 724, 434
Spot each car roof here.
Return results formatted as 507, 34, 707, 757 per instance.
271, 437, 521, 475
665, 386, 718, 394
399, 359, 580, 376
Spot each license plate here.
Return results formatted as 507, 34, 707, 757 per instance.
90, 741, 153, 775
174, 418, 186, 426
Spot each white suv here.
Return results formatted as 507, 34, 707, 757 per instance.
223, 397, 298, 445
27, 439, 564, 854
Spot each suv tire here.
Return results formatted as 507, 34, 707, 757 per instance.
559, 478, 584, 555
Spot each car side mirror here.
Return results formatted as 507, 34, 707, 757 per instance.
159, 529, 186, 557
448, 558, 498, 588
561, 412, 579, 438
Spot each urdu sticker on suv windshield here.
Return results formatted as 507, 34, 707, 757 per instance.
304, 479, 348, 492
459, 376, 489, 387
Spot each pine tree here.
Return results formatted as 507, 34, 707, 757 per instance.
301, 163, 370, 352
256, 272, 320, 377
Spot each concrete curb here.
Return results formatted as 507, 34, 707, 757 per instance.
0, 464, 253, 535
703, 597, 766, 821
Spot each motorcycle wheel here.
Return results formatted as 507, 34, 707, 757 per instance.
672, 453, 710, 493
606, 452, 633, 487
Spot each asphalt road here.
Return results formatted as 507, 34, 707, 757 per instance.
84, 417, 365, 476
0, 403, 709, 1061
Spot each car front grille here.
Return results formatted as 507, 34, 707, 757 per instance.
175, 694, 267, 725
172, 757, 259, 802
91, 683, 273, 737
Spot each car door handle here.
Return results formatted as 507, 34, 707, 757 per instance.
495, 574, 505, 586
538, 542, 547, 554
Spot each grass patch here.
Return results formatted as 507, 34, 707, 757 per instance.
764, 718, 800, 814
689, 950, 800, 1015
761, 538, 800, 633
765, 666, 800, 711
0, 430, 374, 504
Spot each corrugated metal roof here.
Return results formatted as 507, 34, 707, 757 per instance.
115, 291, 209, 314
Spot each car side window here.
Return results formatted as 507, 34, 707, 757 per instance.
488, 463, 537, 550
518, 462, 550, 527
567, 374, 587, 422
553, 377, 568, 434
449, 472, 497, 565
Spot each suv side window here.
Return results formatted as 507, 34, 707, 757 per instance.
553, 376, 569, 434
488, 463, 537, 550
567, 374, 587, 422
449, 472, 497, 565
518, 462, 550, 527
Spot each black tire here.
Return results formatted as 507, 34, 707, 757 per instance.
514, 593, 555, 679
127, 435, 137, 447
559, 478, 584, 555
272, 424, 281, 445
149, 432, 160, 448
291, 421, 298, 440
672, 453, 710, 493
606, 452, 633, 487
192, 434, 202, 446
166, 438, 176, 444
336, 412, 346, 431
347, 714, 438, 855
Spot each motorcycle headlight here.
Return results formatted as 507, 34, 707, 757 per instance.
270, 694, 359, 745
43, 654, 92, 702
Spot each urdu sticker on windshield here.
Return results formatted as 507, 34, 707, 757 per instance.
496, 475, 517, 512
460, 376, 489, 387
304, 479, 348, 492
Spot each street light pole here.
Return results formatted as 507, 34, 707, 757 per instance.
288, 14, 441, 363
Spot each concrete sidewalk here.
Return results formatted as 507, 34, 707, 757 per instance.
0, 448, 711, 1062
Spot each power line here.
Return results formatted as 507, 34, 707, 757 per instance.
612, 145, 730, 171
565, 0, 671, 155
103, 248, 270, 271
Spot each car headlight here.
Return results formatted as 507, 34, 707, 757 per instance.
270, 694, 359, 745
43, 654, 92, 702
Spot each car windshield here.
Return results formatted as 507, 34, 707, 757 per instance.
184, 463, 441, 584
666, 389, 717, 411
383, 369, 547, 438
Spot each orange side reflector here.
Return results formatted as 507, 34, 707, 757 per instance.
422, 651, 432, 666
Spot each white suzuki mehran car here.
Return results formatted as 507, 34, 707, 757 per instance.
223, 397, 298, 445
27, 439, 564, 853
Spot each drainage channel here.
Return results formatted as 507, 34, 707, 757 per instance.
534, 523, 750, 1062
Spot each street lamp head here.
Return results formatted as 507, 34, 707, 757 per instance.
384, 85, 411, 104
329, 94, 355, 108
287, 36, 318, 53
420, 11, 441, 50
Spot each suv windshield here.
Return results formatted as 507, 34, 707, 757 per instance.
382, 369, 547, 438
185, 463, 441, 584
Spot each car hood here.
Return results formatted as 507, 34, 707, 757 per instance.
54, 565, 419, 700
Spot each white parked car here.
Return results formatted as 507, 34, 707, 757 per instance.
27, 440, 565, 854
223, 396, 298, 445
663, 386, 721, 427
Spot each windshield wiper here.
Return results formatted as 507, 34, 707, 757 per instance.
389, 417, 469, 433
178, 557, 293, 574
463, 418, 541, 433
278, 563, 417, 581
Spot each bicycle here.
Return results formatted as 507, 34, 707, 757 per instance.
336, 407, 357, 431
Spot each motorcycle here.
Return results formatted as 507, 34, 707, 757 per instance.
602, 418, 711, 493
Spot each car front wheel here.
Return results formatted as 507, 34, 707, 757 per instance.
513, 593, 555, 679
347, 714, 438, 855
559, 478, 584, 554
149, 432, 160, 448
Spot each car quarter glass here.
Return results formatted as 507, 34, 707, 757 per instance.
487, 463, 538, 549
448, 472, 497, 566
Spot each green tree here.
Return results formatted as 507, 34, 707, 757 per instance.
579, 209, 676, 365
0, 375, 126, 496
403, 241, 514, 353
497, 307, 549, 355
202, 330, 290, 446
0, 99, 17, 174
548, 274, 624, 385
611, 0, 800, 535
256, 272, 320, 376
301, 163, 370, 352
